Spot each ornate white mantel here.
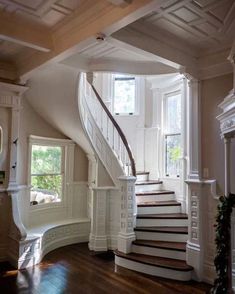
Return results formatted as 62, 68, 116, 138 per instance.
216, 41, 235, 293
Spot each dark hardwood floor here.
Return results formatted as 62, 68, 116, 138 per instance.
0, 243, 211, 294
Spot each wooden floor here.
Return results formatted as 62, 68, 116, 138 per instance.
0, 243, 211, 294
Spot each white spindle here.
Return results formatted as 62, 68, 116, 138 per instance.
123, 149, 127, 171
101, 108, 103, 132
106, 115, 109, 141
118, 136, 121, 159
112, 125, 115, 150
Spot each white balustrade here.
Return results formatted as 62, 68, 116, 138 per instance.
78, 72, 137, 253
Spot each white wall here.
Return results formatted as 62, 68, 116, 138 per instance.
17, 97, 89, 229
201, 73, 234, 194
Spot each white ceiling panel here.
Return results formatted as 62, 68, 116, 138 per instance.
172, 6, 200, 22
138, 0, 235, 52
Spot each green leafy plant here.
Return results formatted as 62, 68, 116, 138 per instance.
211, 194, 235, 294
31, 145, 62, 196
169, 146, 181, 162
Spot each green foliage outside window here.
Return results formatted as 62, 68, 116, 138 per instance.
169, 146, 181, 162
31, 145, 62, 197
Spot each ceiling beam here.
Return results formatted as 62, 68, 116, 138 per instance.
15, 0, 160, 79
112, 23, 198, 77
0, 10, 53, 52
106, 0, 132, 7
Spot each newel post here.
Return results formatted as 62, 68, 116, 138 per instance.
117, 176, 136, 253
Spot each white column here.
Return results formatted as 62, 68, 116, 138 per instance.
8, 97, 21, 189
187, 78, 201, 180
89, 188, 108, 251
224, 137, 231, 197
184, 75, 203, 280
117, 176, 136, 253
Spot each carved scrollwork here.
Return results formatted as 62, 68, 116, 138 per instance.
221, 118, 235, 132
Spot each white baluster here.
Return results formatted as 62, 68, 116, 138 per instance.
118, 136, 121, 159
112, 125, 115, 150
101, 108, 103, 132
106, 115, 109, 141
123, 149, 127, 172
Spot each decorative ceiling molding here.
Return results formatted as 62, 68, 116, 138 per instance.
0, 10, 53, 52
140, 0, 235, 53
0, 0, 81, 27
10, 0, 158, 79
112, 25, 198, 76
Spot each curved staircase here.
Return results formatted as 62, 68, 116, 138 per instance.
78, 73, 193, 281
115, 171, 193, 281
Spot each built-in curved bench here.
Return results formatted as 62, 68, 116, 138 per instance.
14, 218, 90, 269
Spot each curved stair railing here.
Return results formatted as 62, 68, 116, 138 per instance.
78, 72, 137, 253
78, 72, 136, 180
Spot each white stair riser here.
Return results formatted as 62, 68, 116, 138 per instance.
136, 194, 175, 202
135, 184, 162, 193
136, 218, 188, 227
132, 245, 186, 260
136, 174, 149, 181
115, 256, 192, 281
135, 231, 188, 242
137, 205, 181, 214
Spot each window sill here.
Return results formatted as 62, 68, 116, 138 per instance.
114, 113, 139, 117
29, 201, 65, 211
162, 177, 181, 181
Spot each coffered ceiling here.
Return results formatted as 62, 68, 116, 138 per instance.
0, 0, 82, 27
0, 0, 234, 82
139, 0, 235, 52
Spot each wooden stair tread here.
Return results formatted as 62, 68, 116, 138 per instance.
133, 240, 186, 251
137, 213, 188, 219
136, 171, 149, 175
137, 200, 181, 207
115, 250, 193, 271
136, 190, 175, 196
134, 226, 188, 234
136, 180, 163, 185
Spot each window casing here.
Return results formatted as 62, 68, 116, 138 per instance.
112, 74, 137, 115
164, 91, 182, 178
28, 136, 74, 209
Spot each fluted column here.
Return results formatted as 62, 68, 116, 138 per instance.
187, 78, 201, 180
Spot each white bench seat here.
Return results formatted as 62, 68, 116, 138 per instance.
10, 218, 90, 269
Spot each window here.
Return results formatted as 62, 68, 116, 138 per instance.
29, 136, 74, 208
113, 74, 136, 115
164, 92, 182, 177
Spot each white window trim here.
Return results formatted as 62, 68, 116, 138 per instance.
161, 87, 182, 180
111, 74, 141, 116
28, 135, 75, 211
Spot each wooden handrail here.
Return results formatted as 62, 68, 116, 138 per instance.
88, 82, 136, 177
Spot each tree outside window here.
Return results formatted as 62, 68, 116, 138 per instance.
30, 145, 63, 205
165, 92, 182, 177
